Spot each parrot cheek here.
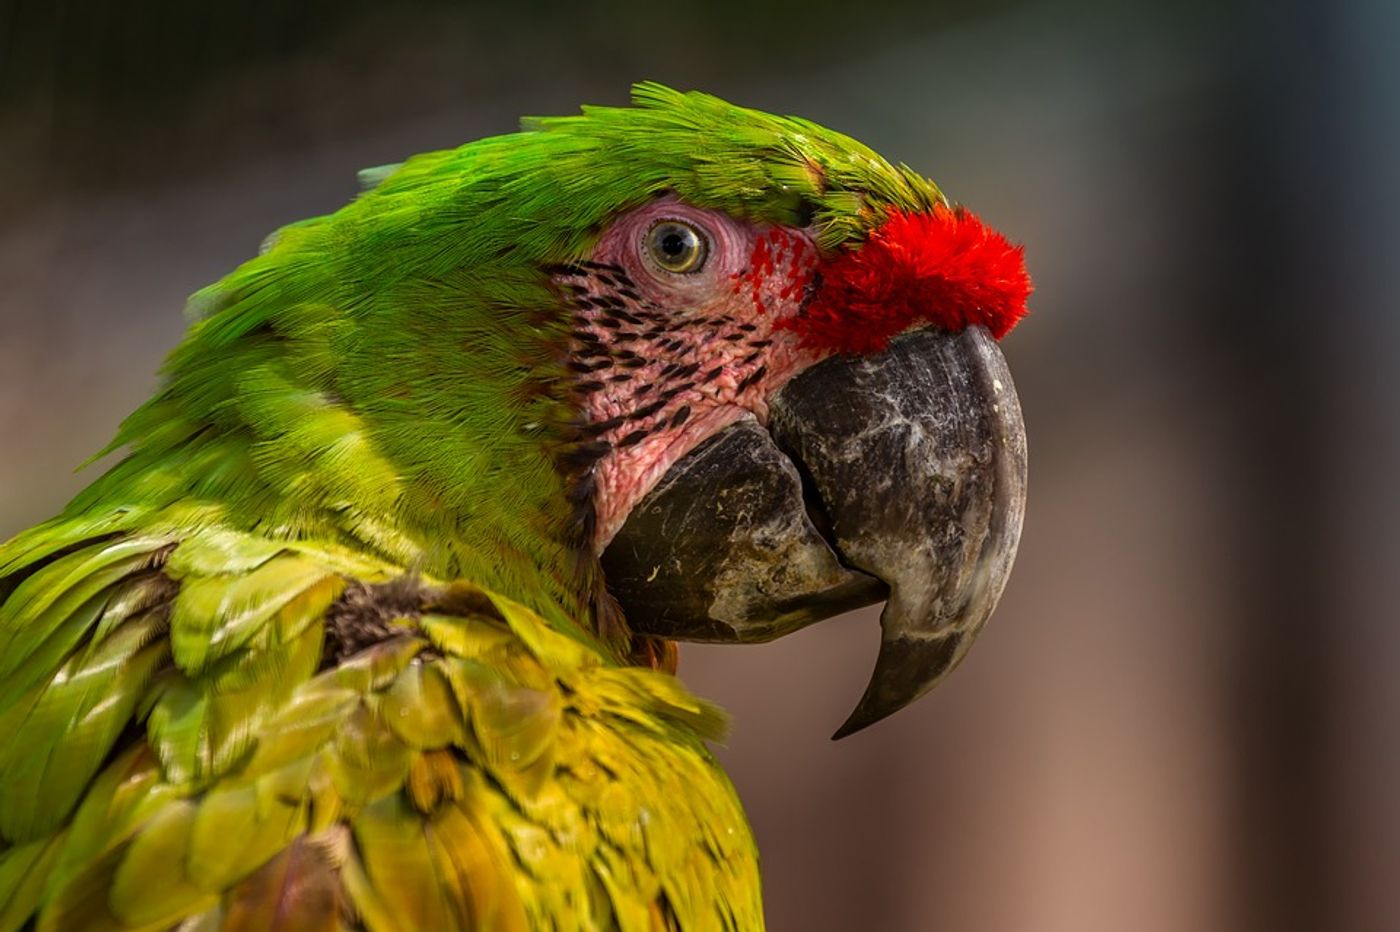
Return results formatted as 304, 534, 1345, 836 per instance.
602, 326, 1027, 738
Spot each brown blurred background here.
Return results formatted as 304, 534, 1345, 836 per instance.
2, 0, 1397, 929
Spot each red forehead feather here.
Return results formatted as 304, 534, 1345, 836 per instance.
786, 205, 1031, 354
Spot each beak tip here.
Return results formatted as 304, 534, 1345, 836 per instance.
829, 706, 886, 741
830, 629, 966, 741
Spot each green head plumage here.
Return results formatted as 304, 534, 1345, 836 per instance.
68, 83, 946, 643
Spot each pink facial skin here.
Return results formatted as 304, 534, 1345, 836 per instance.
554, 196, 824, 551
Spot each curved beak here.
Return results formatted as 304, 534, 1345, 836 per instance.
602, 326, 1027, 738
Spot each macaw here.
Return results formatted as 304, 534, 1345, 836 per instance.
0, 84, 1030, 930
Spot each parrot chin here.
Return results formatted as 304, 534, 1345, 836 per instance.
602, 326, 1028, 739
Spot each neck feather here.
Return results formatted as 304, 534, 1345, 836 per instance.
69, 285, 615, 648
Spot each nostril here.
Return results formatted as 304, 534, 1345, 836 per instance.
793, 197, 818, 229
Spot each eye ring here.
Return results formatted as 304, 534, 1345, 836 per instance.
644, 219, 709, 274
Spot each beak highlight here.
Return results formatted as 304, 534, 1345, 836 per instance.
603, 326, 1027, 738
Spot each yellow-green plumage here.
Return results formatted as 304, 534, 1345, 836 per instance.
0, 508, 756, 930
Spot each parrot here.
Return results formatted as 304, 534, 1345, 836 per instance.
0, 84, 1030, 930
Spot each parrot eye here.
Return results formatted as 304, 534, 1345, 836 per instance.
644, 220, 709, 274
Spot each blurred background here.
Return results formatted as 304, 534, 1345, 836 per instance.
2, 0, 1397, 929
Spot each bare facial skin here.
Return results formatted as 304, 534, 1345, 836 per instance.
555, 197, 822, 549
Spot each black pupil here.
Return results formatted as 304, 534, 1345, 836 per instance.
661, 229, 688, 257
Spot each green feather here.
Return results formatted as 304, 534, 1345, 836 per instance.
0, 837, 63, 931
0, 611, 167, 841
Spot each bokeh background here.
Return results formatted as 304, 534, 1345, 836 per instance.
2, 1, 1397, 929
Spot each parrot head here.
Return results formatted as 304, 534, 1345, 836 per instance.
95, 83, 1030, 737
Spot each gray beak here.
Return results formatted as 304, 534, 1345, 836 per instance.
602, 326, 1027, 738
